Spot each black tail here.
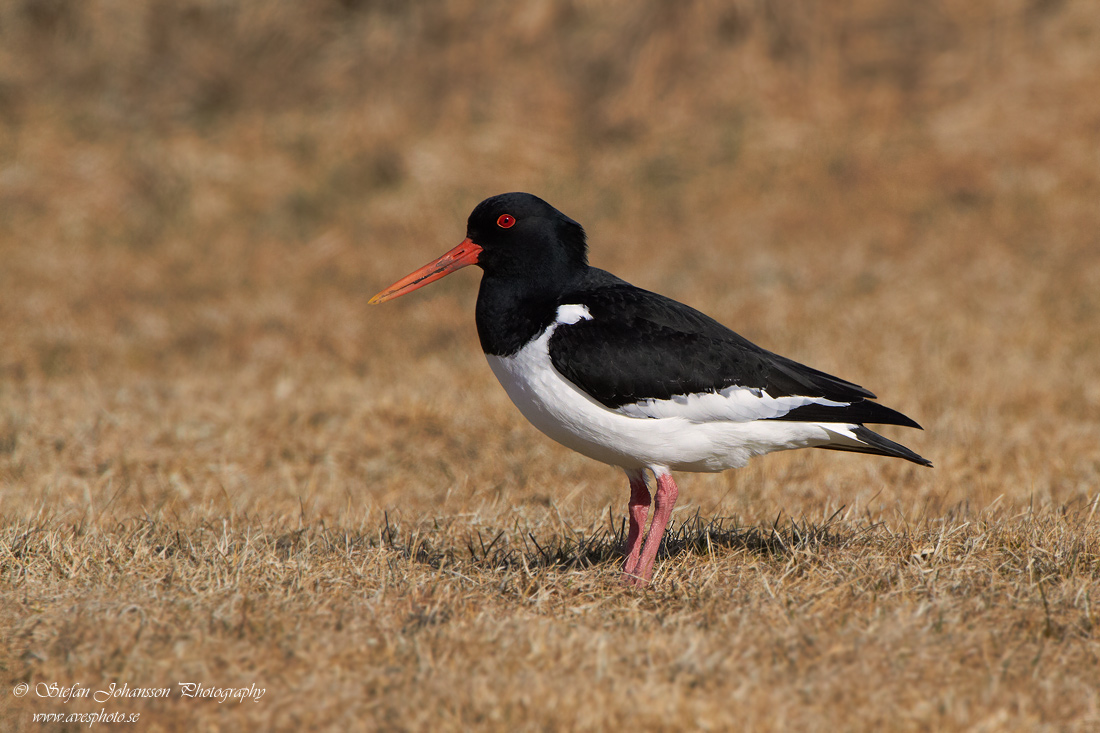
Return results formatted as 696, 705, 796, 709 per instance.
817, 425, 933, 467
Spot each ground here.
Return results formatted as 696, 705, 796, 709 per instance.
1, 1, 1099, 730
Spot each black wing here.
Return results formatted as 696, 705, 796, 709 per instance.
548, 269, 921, 429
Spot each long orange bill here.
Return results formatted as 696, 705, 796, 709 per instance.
369, 238, 483, 304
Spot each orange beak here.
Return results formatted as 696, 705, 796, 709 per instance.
369, 238, 483, 304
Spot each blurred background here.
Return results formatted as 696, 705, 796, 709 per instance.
1, 0, 1098, 522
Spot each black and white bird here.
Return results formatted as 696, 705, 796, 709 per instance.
371, 192, 931, 585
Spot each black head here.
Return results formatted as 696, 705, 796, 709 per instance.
369, 192, 589, 308
466, 193, 588, 283
370, 193, 593, 355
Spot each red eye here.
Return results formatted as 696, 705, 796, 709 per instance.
497, 214, 515, 229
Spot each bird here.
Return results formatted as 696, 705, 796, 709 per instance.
370, 192, 931, 586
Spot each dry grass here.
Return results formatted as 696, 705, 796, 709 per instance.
2, 0, 1099, 730
2, 505, 1099, 730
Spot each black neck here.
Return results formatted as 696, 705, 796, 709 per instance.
475, 272, 575, 356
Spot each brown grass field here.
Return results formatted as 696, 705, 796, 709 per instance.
2, 1, 1100, 730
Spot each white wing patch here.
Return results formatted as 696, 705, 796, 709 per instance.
615, 386, 850, 423
555, 304, 593, 325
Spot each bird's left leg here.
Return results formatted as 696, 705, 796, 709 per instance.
621, 468, 651, 580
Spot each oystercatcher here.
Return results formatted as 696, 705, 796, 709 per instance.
371, 192, 931, 585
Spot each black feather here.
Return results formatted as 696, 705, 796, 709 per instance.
817, 426, 932, 466
548, 269, 913, 427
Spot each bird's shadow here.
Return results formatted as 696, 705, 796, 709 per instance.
382, 509, 864, 574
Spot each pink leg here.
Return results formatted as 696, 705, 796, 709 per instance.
621, 469, 650, 579
628, 469, 679, 586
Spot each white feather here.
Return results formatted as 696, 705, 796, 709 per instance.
554, 303, 592, 325
616, 387, 850, 422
